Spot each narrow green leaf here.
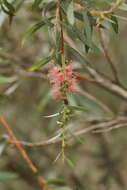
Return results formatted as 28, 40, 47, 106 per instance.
83, 12, 92, 45
66, 45, 92, 67
0, 76, 16, 83
0, 143, 6, 156
0, 171, 18, 182
32, 0, 44, 9
69, 105, 87, 112
67, 0, 75, 25
74, 11, 83, 21
110, 15, 119, 33
53, 187, 72, 190
28, 55, 53, 71
22, 16, 54, 45
2, 0, 15, 14
65, 157, 75, 168
68, 130, 83, 144
1, 4, 10, 15
118, 3, 127, 11
62, 22, 90, 47
48, 178, 66, 186
73, 93, 106, 114
44, 1, 56, 16
89, 0, 108, 7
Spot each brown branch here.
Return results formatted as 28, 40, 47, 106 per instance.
98, 28, 120, 84
0, 51, 20, 63
76, 87, 114, 116
0, 115, 52, 190
6, 117, 127, 147
75, 68, 127, 101
0, 50, 48, 80
76, 0, 121, 16
85, 66, 127, 100
57, 0, 64, 56
74, 72, 94, 82
94, 123, 127, 133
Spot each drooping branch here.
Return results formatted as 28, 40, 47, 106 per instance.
86, 66, 127, 101
5, 117, 127, 147
0, 115, 52, 190
98, 28, 120, 84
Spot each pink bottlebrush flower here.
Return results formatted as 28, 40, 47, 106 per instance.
51, 85, 61, 98
48, 64, 76, 99
69, 78, 76, 92
48, 64, 59, 83
64, 65, 73, 78
57, 72, 66, 81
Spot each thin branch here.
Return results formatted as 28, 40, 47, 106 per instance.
76, 0, 120, 16
86, 66, 127, 101
98, 28, 120, 84
76, 86, 114, 116
0, 115, 52, 190
94, 123, 127, 133
17, 69, 48, 80
0, 51, 20, 63
59, 3, 64, 56
6, 117, 127, 147
0, 50, 48, 80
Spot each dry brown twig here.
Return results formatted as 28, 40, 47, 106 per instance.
0, 115, 52, 190
5, 117, 127, 148
98, 28, 120, 84
76, 0, 121, 16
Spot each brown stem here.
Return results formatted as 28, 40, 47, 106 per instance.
76, 0, 120, 16
6, 117, 127, 147
0, 115, 52, 190
98, 28, 120, 84
59, 11, 64, 56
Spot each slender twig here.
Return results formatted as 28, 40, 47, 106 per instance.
76, 87, 114, 116
94, 123, 127, 133
0, 51, 20, 63
57, 0, 65, 66
6, 117, 127, 147
76, 0, 120, 16
0, 115, 52, 190
59, 2, 64, 57
98, 28, 120, 84
86, 66, 127, 100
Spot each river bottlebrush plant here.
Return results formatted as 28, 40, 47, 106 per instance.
1, 0, 127, 189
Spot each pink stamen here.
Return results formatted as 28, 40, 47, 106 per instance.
48, 64, 76, 99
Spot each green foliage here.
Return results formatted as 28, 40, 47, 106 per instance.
0, 171, 18, 182
0, 75, 16, 83
1, 0, 127, 189
67, 0, 75, 25
48, 178, 66, 186
28, 54, 54, 71
0, 0, 15, 16
32, 0, 44, 10
69, 105, 88, 112
53, 187, 72, 190
22, 16, 54, 45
